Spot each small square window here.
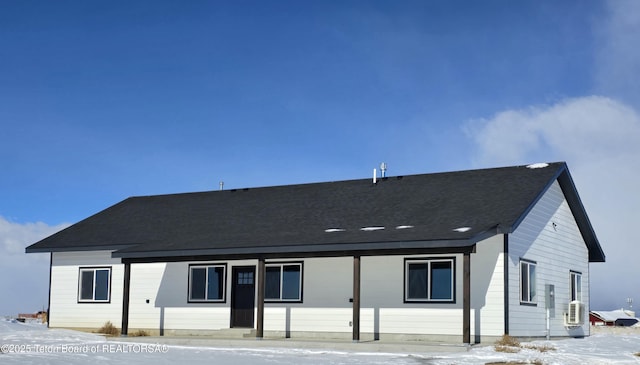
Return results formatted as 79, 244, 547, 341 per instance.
78, 267, 111, 303
237, 271, 254, 285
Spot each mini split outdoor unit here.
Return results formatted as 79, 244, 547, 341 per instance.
564, 300, 585, 326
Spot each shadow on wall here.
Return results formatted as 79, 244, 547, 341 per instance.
154, 262, 220, 335
471, 242, 502, 344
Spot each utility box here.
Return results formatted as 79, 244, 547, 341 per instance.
545, 284, 555, 310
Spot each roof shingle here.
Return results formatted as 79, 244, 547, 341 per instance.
25, 162, 604, 262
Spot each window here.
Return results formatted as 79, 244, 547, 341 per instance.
78, 267, 111, 302
265, 263, 302, 302
520, 260, 537, 304
189, 264, 226, 302
237, 271, 253, 284
570, 271, 582, 302
405, 258, 455, 302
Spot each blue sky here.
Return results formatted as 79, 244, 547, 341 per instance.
1, 1, 639, 315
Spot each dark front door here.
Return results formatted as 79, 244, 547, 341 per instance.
231, 266, 255, 328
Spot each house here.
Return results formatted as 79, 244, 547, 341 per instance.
17, 311, 47, 323
589, 310, 638, 326
26, 162, 605, 344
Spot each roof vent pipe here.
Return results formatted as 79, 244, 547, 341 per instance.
219, 181, 224, 191
380, 162, 387, 178
373, 168, 377, 184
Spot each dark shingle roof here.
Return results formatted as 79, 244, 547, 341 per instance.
25, 162, 605, 262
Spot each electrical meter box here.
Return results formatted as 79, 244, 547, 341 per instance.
545, 284, 555, 310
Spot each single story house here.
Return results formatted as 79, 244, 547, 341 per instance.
26, 162, 605, 344
590, 310, 638, 326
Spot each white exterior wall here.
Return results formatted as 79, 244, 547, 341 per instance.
265, 257, 354, 334
135, 260, 257, 332
49, 249, 505, 339
361, 255, 464, 337
470, 235, 506, 339
266, 254, 468, 338
49, 251, 124, 329
49, 239, 512, 340
507, 181, 590, 337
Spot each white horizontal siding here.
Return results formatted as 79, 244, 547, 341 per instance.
264, 255, 468, 336
470, 235, 505, 337
122, 259, 259, 332
362, 255, 464, 336
128, 263, 165, 329
163, 307, 230, 330
49, 247, 506, 339
49, 251, 123, 329
508, 181, 590, 337
264, 257, 352, 333
379, 308, 463, 335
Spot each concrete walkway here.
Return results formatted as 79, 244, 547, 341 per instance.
110, 335, 473, 354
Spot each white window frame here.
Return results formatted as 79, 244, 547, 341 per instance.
78, 267, 112, 303
404, 258, 455, 303
188, 264, 227, 303
520, 260, 537, 305
570, 271, 582, 302
265, 262, 303, 302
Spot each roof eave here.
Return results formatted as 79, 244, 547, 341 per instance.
508, 162, 605, 263
26, 244, 138, 254
556, 167, 606, 263
112, 239, 476, 261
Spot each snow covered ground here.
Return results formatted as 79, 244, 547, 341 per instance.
1, 318, 639, 364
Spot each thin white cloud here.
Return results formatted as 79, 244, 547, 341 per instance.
593, 0, 640, 105
465, 96, 640, 310
0, 217, 69, 316
465, 96, 640, 166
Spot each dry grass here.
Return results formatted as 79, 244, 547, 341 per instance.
130, 330, 149, 337
494, 334, 521, 353
523, 344, 556, 353
494, 345, 520, 353
97, 321, 120, 337
634, 352, 640, 357
493, 334, 555, 355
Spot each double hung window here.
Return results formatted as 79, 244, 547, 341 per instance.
520, 260, 537, 304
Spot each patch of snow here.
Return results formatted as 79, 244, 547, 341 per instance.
2, 318, 640, 364
452, 227, 471, 233
360, 226, 385, 231
526, 162, 550, 169
395, 225, 414, 230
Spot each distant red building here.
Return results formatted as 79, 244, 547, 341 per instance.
590, 310, 638, 326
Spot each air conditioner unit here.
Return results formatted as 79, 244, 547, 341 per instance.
564, 301, 585, 326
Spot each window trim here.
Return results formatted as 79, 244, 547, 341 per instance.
570, 270, 582, 302
264, 261, 303, 303
404, 257, 456, 303
519, 259, 537, 306
188, 263, 227, 303
77, 267, 112, 303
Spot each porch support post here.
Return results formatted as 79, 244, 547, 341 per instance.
352, 255, 361, 342
121, 262, 131, 336
256, 258, 265, 339
463, 252, 471, 344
